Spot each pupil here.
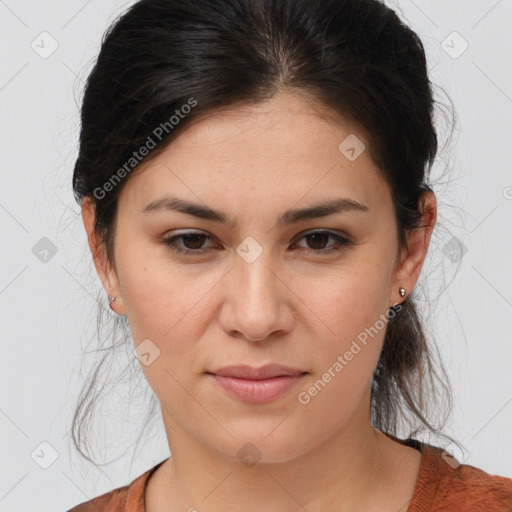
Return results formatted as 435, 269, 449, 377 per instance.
308, 233, 327, 249
184, 234, 205, 249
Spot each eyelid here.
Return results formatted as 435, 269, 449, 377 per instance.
295, 227, 351, 240
163, 227, 351, 240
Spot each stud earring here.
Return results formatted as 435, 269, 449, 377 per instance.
399, 287, 406, 298
108, 295, 117, 311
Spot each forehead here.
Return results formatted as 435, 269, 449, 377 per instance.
171, 90, 361, 152
118, 90, 392, 219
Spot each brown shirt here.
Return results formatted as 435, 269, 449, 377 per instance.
67, 439, 512, 512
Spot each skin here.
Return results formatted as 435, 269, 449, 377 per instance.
82, 89, 437, 512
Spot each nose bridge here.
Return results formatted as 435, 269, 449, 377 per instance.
235, 237, 279, 307
224, 237, 288, 340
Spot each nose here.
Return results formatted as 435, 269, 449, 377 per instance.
219, 255, 295, 342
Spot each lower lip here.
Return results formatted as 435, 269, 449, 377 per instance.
207, 373, 307, 403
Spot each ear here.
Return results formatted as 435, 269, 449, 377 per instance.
81, 197, 125, 314
390, 190, 437, 307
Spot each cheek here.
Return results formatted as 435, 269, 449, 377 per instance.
116, 248, 219, 381
118, 259, 209, 409
290, 268, 389, 408
115, 239, 204, 338
293, 263, 390, 343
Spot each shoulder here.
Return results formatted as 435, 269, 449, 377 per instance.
65, 484, 129, 512
433, 453, 512, 511
411, 442, 512, 512
65, 460, 167, 512
65, 482, 131, 512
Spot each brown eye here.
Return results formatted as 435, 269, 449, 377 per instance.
161, 231, 217, 255
179, 233, 208, 250
304, 232, 330, 250
293, 230, 353, 254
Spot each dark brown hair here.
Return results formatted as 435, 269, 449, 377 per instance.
71, 0, 459, 465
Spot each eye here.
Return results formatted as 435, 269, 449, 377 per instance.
160, 229, 354, 256
161, 231, 216, 256
291, 230, 354, 254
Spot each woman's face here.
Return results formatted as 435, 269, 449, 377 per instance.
85, 90, 432, 464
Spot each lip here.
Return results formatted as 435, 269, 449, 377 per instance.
206, 364, 308, 404
208, 363, 306, 379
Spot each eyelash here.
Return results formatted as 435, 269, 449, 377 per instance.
160, 230, 354, 256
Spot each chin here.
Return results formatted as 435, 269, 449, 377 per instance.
213, 431, 312, 466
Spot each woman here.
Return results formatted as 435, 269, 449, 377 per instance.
68, 0, 512, 510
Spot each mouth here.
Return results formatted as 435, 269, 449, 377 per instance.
207, 363, 307, 379
206, 364, 308, 404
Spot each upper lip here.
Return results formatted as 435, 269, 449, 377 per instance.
208, 364, 307, 380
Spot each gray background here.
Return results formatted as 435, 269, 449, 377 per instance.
0, 0, 511, 510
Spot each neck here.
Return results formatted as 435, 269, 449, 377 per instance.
146, 395, 408, 512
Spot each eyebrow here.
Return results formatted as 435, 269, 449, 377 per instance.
141, 196, 369, 228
